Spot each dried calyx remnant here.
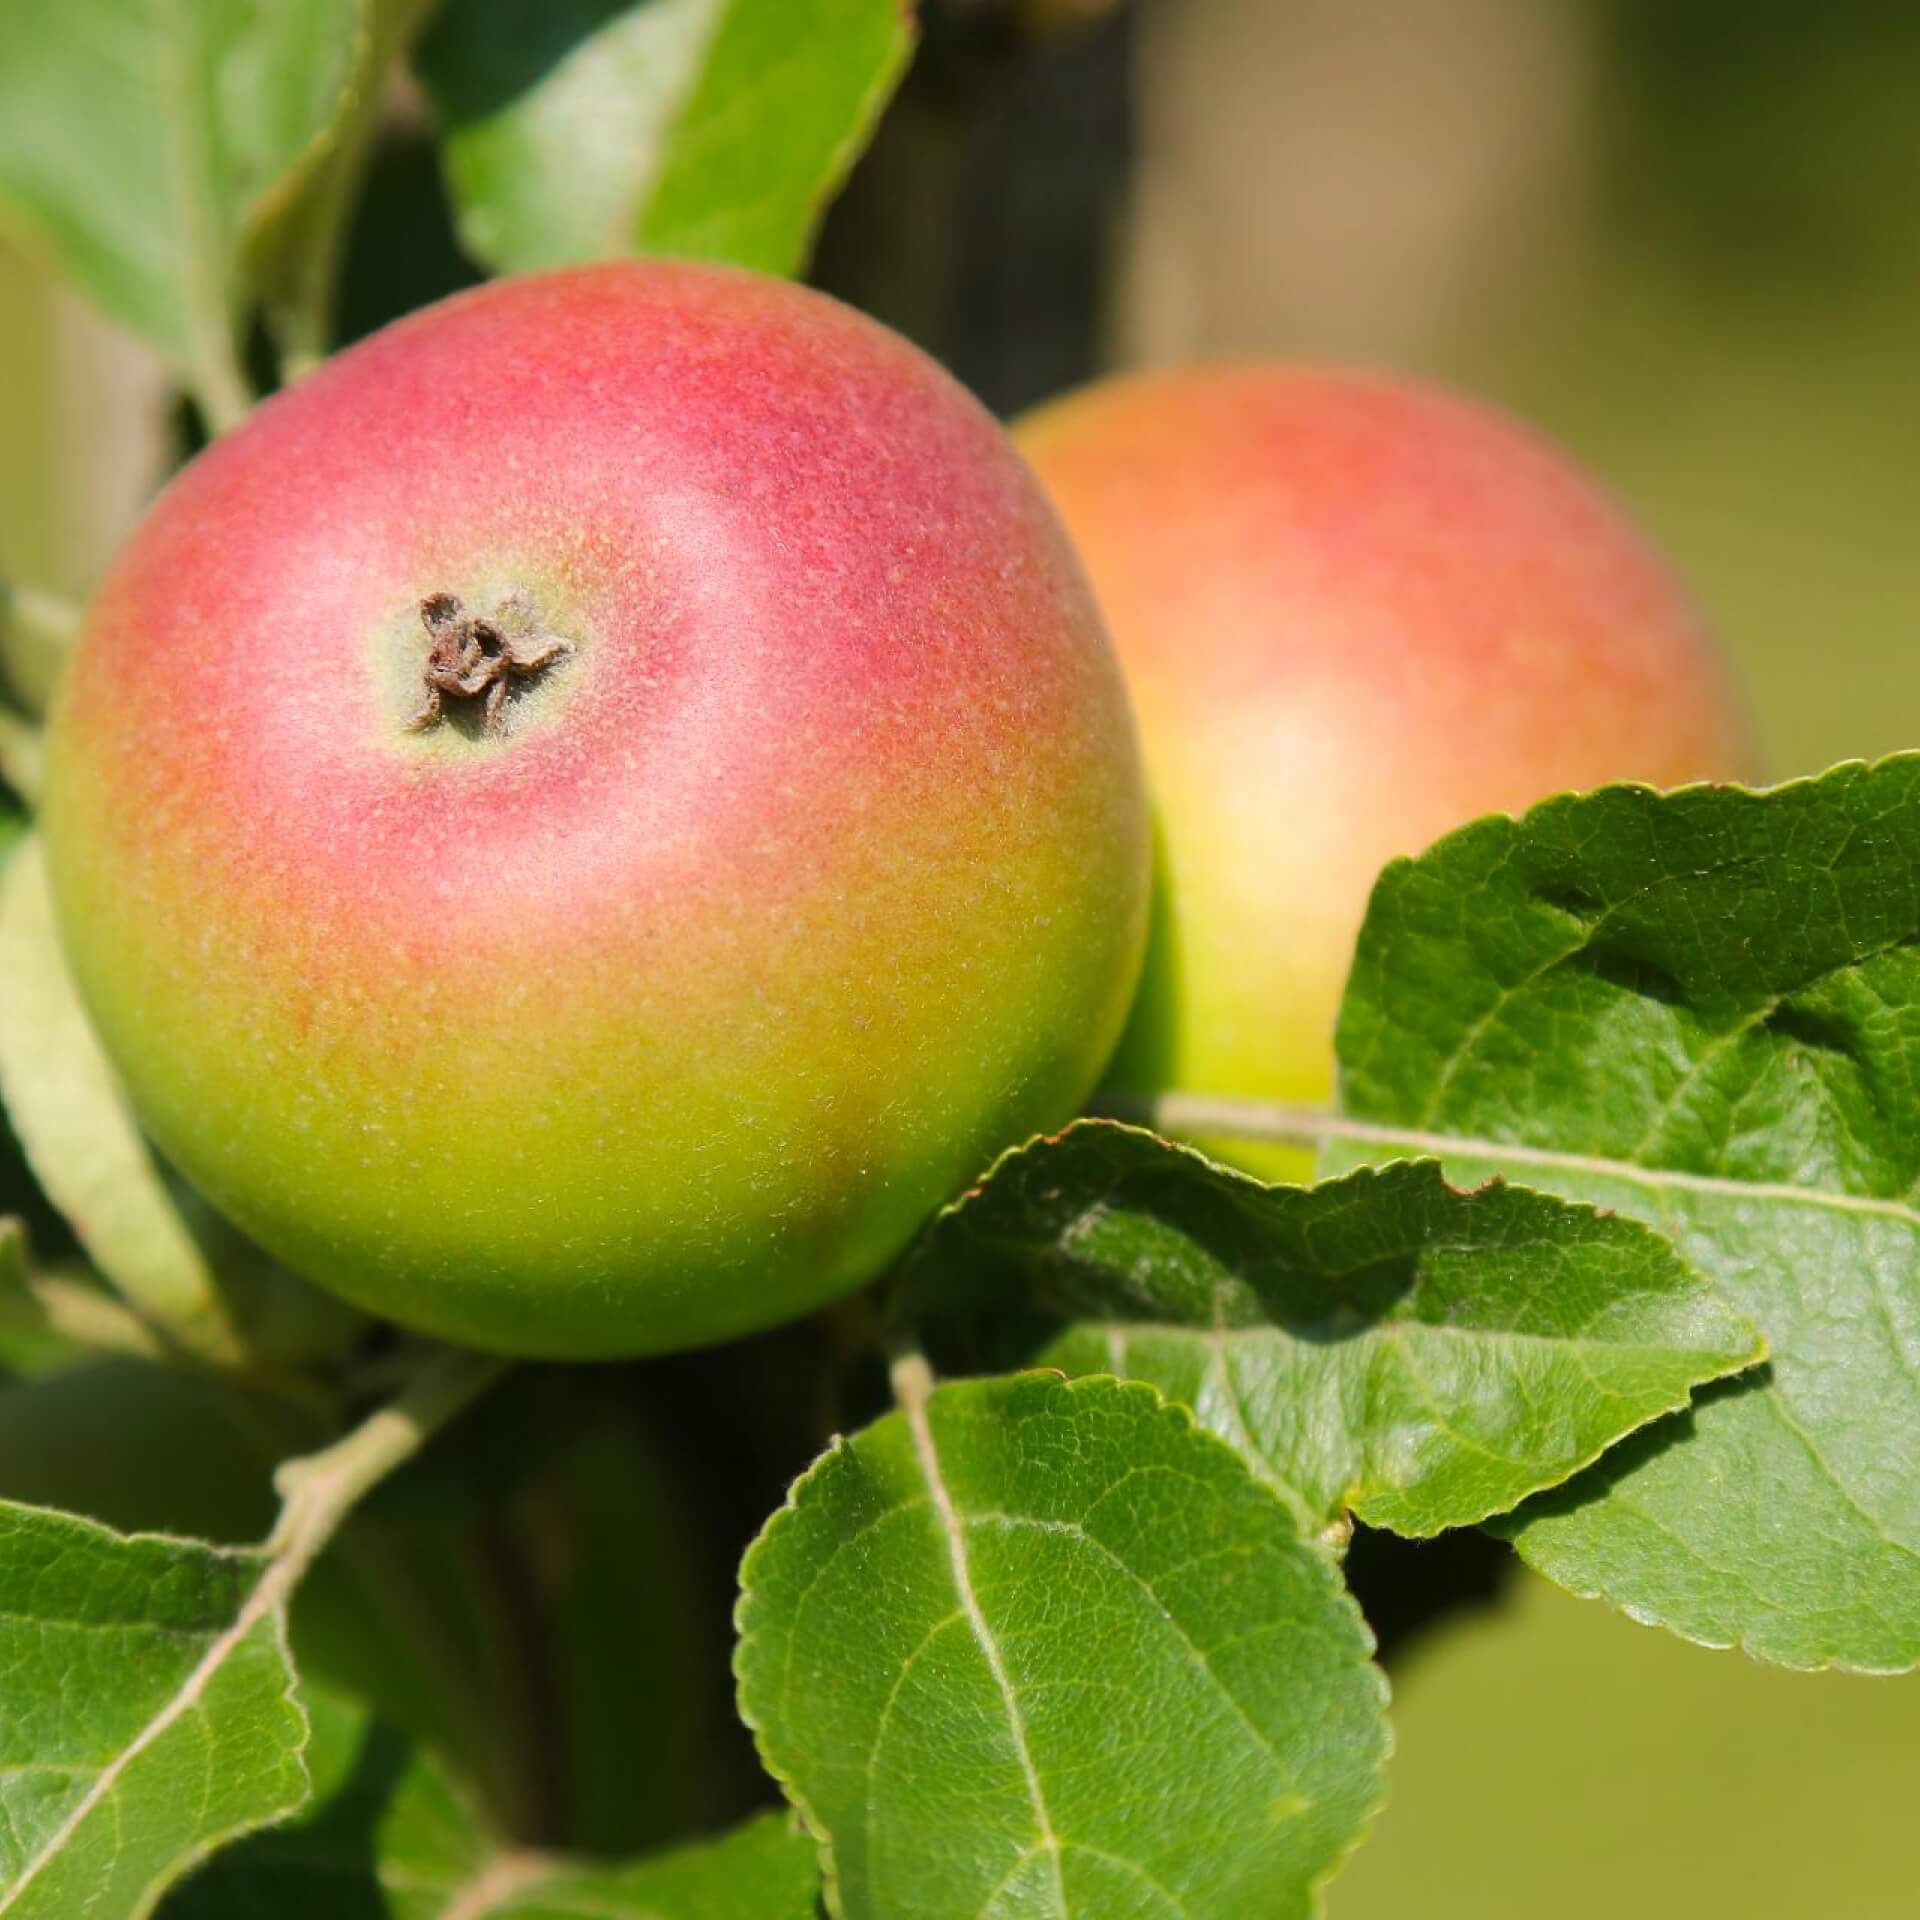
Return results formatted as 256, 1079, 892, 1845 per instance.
408, 591, 575, 737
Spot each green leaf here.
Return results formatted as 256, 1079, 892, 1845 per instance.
1328, 756, 1920, 1672
160, 1688, 471, 1919
252, 0, 438, 372
167, 1687, 821, 1918
0, 0, 364, 420
418, 0, 914, 277
738, 1368, 1387, 1920
0, 1501, 306, 1918
0, 1347, 501, 1915
0, 1215, 91, 1375
0, 1215, 166, 1368
468, 1812, 822, 1920
896, 1122, 1764, 1538
0, 1219, 59, 1372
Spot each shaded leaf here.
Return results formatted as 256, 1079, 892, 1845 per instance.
0, 1215, 88, 1375
419, 0, 913, 277
0, 1328, 499, 1916
1330, 757, 1920, 1671
0, 0, 363, 409
481, 1812, 821, 1920
0, 1215, 165, 1369
252, 0, 439, 370
0, 1502, 305, 1918
738, 1369, 1387, 1919
897, 1121, 1763, 1537
167, 1688, 820, 1919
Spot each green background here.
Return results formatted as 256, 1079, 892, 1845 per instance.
1333, 1572, 1917, 1918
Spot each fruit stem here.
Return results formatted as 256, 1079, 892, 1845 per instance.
189, 330, 257, 440
1108, 1090, 1632, 1184
888, 1343, 937, 1415
1102, 1091, 1386, 1155
264, 1344, 508, 1596
1113, 1090, 1351, 1144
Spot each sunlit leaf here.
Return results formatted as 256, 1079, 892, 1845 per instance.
419, 0, 913, 277
1327, 757, 1920, 1671
166, 1687, 820, 1918
0, 0, 365, 410
739, 1369, 1387, 1919
0, 1502, 304, 1918
899, 1122, 1762, 1536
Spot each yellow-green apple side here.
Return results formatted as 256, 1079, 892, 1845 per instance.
42, 262, 1150, 1357
1017, 364, 1758, 1173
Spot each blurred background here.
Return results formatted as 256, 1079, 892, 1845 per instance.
3, 2, 1916, 1911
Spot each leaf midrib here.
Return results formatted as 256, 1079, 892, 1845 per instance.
1155, 1096, 1920, 1234
896, 1363, 1067, 1916
0, 1566, 287, 1912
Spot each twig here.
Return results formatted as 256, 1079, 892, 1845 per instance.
189, 332, 257, 439
266, 1344, 508, 1583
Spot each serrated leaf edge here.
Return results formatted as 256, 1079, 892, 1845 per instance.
733, 1369, 1394, 1920
1493, 1465, 1920, 1678
1085, 1306, 1768, 1541
908, 1119, 1770, 1538
0, 1506, 311, 1919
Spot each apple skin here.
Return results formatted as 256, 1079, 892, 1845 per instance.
1016, 364, 1758, 1172
42, 262, 1150, 1356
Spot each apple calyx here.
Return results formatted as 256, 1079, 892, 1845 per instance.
407, 589, 575, 738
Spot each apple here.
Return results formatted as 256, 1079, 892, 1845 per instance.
41, 262, 1150, 1357
1016, 364, 1758, 1171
